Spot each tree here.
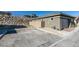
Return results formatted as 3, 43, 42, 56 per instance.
0, 11, 11, 16
31, 14, 38, 18
24, 14, 38, 18
24, 15, 31, 18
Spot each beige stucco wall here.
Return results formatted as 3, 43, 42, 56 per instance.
30, 16, 61, 30
30, 15, 74, 30
42, 16, 63, 30
50, 16, 61, 30
42, 17, 53, 28
30, 17, 54, 28
30, 20, 41, 28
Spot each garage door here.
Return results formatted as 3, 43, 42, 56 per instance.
62, 19, 68, 28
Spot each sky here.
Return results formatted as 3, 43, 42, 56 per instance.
9, 11, 79, 16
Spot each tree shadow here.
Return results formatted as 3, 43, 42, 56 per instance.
0, 25, 27, 39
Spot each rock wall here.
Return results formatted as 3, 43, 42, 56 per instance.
0, 16, 30, 25
0, 16, 31, 29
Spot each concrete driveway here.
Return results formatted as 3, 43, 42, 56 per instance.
50, 26, 79, 47
0, 28, 61, 47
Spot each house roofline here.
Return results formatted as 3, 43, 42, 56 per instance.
32, 13, 76, 20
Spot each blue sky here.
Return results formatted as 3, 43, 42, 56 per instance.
9, 11, 79, 16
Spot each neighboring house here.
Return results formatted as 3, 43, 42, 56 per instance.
30, 13, 75, 30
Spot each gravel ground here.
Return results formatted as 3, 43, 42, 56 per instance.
0, 29, 61, 47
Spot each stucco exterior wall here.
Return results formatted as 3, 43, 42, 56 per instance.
30, 20, 41, 28
30, 17, 54, 28
51, 16, 61, 30
30, 16, 61, 30
42, 17, 53, 28
30, 15, 75, 30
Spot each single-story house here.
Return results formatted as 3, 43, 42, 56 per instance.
30, 13, 76, 30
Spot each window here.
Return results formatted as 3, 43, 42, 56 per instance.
51, 18, 53, 20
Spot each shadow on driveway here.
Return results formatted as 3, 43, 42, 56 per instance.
0, 25, 27, 39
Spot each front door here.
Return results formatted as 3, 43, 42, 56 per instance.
41, 21, 45, 28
